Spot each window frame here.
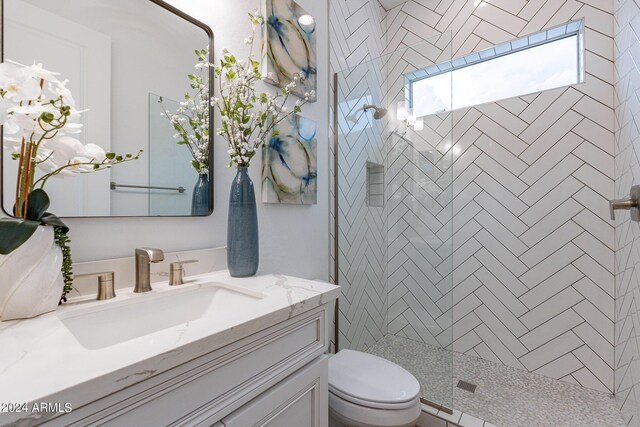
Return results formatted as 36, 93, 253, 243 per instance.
404, 19, 585, 116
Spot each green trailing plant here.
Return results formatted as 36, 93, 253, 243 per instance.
54, 226, 73, 303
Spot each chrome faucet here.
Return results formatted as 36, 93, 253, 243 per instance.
134, 247, 164, 293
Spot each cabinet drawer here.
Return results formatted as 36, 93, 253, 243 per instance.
52, 307, 327, 427
221, 356, 328, 427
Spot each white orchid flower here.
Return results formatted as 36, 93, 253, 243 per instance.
49, 79, 76, 108
83, 143, 106, 162
6, 59, 60, 83
9, 104, 54, 115
67, 108, 89, 117
0, 62, 41, 102
68, 156, 96, 173
37, 136, 87, 176
60, 122, 84, 134
4, 103, 56, 136
3, 117, 20, 135
0, 96, 8, 125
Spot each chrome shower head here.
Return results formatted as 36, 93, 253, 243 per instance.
363, 104, 388, 120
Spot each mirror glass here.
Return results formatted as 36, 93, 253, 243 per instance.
1, 0, 214, 217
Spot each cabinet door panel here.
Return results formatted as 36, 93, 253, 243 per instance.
222, 356, 328, 427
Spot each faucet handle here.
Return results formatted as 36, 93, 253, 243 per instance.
74, 271, 115, 300
169, 260, 198, 286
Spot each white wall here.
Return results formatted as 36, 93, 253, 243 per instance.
0, 0, 330, 281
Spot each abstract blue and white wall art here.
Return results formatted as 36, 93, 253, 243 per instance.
262, 115, 317, 204
262, 0, 317, 102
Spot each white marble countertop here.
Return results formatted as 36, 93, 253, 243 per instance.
0, 271, 339, 423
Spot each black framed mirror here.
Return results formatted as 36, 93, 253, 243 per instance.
0, 0, 214, 217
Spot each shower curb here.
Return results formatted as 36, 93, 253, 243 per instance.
418, 402, 498, 427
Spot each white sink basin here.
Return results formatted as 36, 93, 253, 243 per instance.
59, 283, 264, 350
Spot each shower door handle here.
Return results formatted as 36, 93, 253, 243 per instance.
610, 185, 640, 221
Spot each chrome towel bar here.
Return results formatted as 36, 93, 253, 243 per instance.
110, 181, 186, 193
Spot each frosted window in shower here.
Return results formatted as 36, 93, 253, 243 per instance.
408, 20, 584, 118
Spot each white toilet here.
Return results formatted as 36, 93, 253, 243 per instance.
328, 349, 422, 427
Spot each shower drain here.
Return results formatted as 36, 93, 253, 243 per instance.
456, 380, 477, 393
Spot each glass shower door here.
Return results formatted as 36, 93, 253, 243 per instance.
335, 32, 454, 410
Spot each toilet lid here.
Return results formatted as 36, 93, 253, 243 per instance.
328, 350, 420, 409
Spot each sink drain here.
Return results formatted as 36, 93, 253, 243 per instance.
456, 380, 477, 393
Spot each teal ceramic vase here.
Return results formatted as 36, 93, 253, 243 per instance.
227, 167, 259, 277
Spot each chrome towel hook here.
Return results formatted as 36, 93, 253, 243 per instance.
610, 185, 640, 221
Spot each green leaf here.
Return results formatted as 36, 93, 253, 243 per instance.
25, 189, 50, 221
0, 218, 40, 255
40, 212, 69, 233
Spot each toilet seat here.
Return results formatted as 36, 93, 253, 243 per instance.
328, 349, 421, 410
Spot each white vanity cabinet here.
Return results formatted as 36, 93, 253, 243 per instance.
0, 273, 339, 427
36, 305, 331, 427
220, 355, 328, 427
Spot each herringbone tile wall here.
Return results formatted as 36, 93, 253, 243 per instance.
614, 0, 640, 424
330, 0, 617, 396
383, 0, 616, 394
330, 0, 389, 351
384, 39, 454, 350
